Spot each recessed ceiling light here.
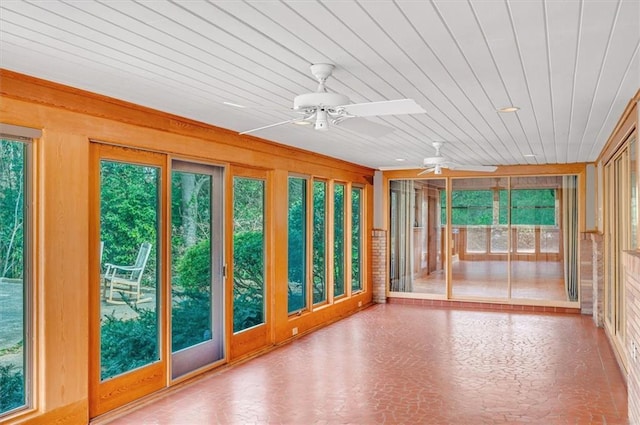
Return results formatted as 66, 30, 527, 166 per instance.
523, 154, 537, 157
497, 106, 520, 113
395, 158, 406, 162
223, 101, 246, 108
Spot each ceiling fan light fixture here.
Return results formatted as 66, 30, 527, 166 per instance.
315, 109, 329, 131
434, 164, 442, 174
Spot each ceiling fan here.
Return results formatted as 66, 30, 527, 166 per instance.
240, 63, 426, 137
419, 142, 498, 175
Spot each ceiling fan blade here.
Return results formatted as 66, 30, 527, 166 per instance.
333, 117, 395, 138
446, 163, 498, 172
417, 167, 435, 176
340, 99, 426, 117
239, 118, 299, 135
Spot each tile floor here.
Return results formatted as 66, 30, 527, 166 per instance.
103, 304, 627, 425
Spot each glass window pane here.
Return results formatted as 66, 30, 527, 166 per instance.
511, 189, 556, 225
288, 177, 307, 313
466, 227, 487, 253
515, 227, 535, 253
540, 228, 560, 253
0, 139, 28, 415
510, 176, 568, 301
100, 161, 160, 380
334, 183, 345, 297
452, 178, 508, 299
490, 226, 508, 253
351, 187, 362, 292
313, 181, 327, 304
233, 177, 265, 332
171, 171, 212, 351
390, 179, 446, 295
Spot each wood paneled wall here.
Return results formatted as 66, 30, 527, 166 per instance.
0, 70, 374, 424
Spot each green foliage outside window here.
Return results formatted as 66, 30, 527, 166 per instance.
231, 177, 265, 332
100, 161, 159, 281
0, 365, 24, 413
351, 187, 362, 292
334, 183, 345, 297
312, 181, 327, 304
0, 140, 24, 280
288, 177, 306, 313
441, 188, 555, 226
0, 140, 26, 415
233, 231, 264, 332
511, 189, 556, 225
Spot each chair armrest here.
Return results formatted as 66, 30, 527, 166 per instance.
103, 263, 143, 278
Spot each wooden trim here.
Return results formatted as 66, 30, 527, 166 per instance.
597, 89, 640, 164
382, 163, 588, 180
7, 399, 88, 425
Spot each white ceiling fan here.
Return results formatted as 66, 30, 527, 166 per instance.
240, 63, 426, 137
419, 141, 498, 175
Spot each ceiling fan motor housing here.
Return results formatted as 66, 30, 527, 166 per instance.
293, 92, 350, 111
423, 156, 446, 165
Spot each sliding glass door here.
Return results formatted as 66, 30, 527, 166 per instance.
389, 179, 446, 295
605, 137, 636, 367
450, 177, 509, 299
91, 147, 227, 415
389, 175, 579, 305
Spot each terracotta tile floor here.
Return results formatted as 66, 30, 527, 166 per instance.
104, 304, 627, 425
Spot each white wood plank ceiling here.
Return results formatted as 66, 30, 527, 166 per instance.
1, 0, 638, 169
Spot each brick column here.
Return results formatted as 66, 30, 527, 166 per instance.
371, 229, 387, 303
591, 233, 605, 326
579, 232, 604, 326
580, 232, 594, 316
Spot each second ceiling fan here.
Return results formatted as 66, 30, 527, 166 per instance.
240, 63, 426, 137
419, 142, 498, 175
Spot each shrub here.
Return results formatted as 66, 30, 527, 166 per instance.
233, 231, 264, 332
100, 308, 157, 380
0, 364, 24, 413
171, 289, 211, 352
175, 239, 211, 293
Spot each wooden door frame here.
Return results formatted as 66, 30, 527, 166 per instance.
89, 143, 169, 417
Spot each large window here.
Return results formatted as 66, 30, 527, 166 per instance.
0, 138, 30, 416
313, 181, 327, 304
333, 183, 346, 298
288, 177, 307, 313
233, 177, 265, 332
351, 186, 363, 292
100, 160, 161, 380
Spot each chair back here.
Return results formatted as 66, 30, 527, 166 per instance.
131, 242, 152, 281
